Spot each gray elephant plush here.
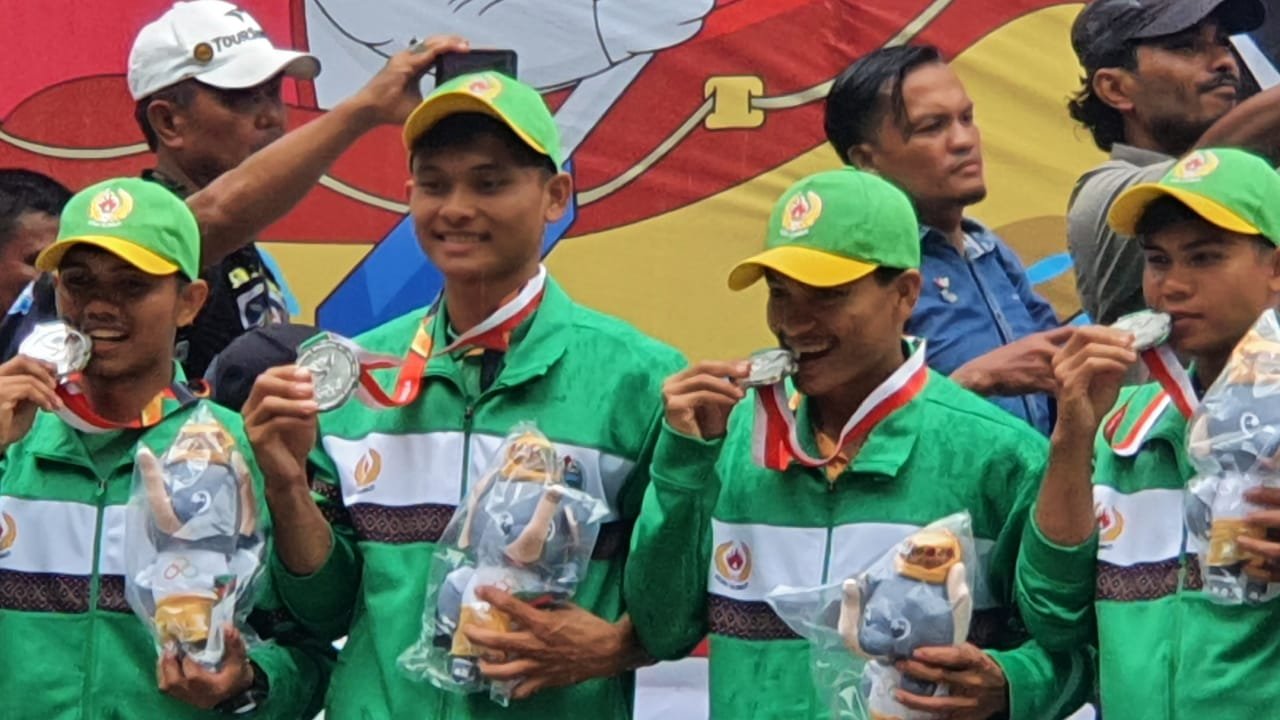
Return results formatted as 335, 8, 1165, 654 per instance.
837, 528, 972, 720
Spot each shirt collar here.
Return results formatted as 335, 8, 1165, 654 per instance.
1110, 143, 1174, 167
919, 218, 996, 259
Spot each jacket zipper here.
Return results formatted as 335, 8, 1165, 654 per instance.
81, 474, 109, 718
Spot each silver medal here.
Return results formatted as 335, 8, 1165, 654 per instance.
1110, 310, 1172, 351
296, 340, 360, 411
742, 348, 798, 388
19, 321, 92, 378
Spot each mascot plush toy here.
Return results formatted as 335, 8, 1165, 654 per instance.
135, 414, 257, 664
434, 429, 583, 688
837, 528, 972, 720
1187, 312, 1280, 604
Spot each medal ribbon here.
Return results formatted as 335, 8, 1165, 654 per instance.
54, 376, 206, 434
1109, 391, 1172, 457
1139, 344, 1197, 419
750, 340, 930, 471
330, 265, 547, 409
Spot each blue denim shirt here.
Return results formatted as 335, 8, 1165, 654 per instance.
907, 219, 1059, 435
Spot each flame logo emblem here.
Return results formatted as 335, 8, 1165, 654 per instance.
0, 512, 17, 556
354, 449, 382, 493
779, 191, 822, 238
713, 540, 752, 589
88, 188, 134, 227
1097, 505, 1125, 545
1173, 150, 1219, 181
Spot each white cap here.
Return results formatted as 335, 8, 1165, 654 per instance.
127, 0, 320, 101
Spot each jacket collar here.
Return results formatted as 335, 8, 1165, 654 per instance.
425, 275, 571, 392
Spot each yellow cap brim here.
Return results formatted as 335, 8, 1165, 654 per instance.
36, 236, 180, 276
1108, 184, 1261, 237
402, 92, 548, 159
727, 246, 878, 291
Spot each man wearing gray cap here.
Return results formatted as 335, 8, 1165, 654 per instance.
1066, 0, 1278, 325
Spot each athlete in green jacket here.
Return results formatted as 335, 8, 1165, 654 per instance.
626, 168, 1092, 719
243, 70, 684, 719
0, 178, 328, 719
1020, 147, 1280, 719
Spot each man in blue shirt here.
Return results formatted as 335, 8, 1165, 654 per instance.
825, 44, 1069, 435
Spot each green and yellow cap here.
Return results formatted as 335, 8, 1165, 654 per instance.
402, 71, 564, 171
1109, 148, 1280, 242
729, 168, 920, 290
37, 177, 200, 279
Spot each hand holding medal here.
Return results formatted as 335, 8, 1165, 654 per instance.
1109, 310, 1196, 419
0, 326, 72, 447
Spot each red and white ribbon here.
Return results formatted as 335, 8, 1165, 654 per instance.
1139, 344, 1197, 419
1108, 391, 1173, 457
751, 341, 930, 471
54, 376, 202, 434
330, 265, 547, 409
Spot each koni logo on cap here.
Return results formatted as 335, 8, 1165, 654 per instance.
1173, 150, 1220, 182
780, 190, 822, 238
466, 74, 503, 100
88, 188, 134, 227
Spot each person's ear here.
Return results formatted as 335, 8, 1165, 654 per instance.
892, 269, 922, 326
543, 172, 573, 224
1092, 67, 1138, 113
147, 99, 189, 151
175, 278, 209, 327
847, 143, 878, 172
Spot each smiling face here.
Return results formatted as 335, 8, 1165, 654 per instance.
764, 268, 920, 399
408, 119, 571, 287
53, 246, 207, 383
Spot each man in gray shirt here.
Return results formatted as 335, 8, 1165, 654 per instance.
1067, 0, 1278, 324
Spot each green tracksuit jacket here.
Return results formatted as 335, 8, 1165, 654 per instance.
0, 393, 328, 720
628, 367, 1093, 719
1018, 382, 1280, 719
273, 277, 685, 719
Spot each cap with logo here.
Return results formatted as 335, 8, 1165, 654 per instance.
402, 71, 564, 171
128, 0, 321, 101
1108, 148, 1280, 243
37, 178, 202, 279
1072, 0, 1265, 72
728, 168, 921, 291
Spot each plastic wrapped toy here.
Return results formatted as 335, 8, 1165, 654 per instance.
766, 513, 976, 720
399, 423, 608, 704
124, 405, 264, 668
1186, 309, 1280, 605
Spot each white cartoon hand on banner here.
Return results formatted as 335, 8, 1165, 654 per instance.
305, 0, 715, 143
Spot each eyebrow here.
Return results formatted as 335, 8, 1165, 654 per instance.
1141, 237, 1225, 252
415, 162, 507, 174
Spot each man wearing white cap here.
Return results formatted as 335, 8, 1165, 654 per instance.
127, 0, 318, 378
0, 0, 418, 381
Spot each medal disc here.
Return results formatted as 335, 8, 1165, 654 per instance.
19, 322, 92, 377
296, 340, 360, 411
742, 348, 798, 388
1111, 310, 1172, 351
